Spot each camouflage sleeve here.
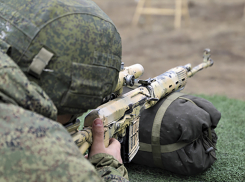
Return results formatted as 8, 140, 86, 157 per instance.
89, 153, 129, 182
0, 50, 129, 182
0, 102, 129, 182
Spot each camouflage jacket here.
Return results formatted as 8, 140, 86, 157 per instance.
0, 51, 129, 181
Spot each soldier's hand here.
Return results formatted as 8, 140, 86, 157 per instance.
89, 118, 123, 163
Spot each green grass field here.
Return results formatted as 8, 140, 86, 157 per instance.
125, 95, 245, 182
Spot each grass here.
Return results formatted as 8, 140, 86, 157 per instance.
125, 94, 245, 182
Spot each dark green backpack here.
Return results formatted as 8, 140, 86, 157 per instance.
132, 92, 221, 176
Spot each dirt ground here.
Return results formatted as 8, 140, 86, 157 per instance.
94, 0, 245, 101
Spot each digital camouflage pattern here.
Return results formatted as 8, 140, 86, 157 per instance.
0, 51, 57, 121
0, 0, 129, 181
0, 0, 122, 115
0, 50, 129, 181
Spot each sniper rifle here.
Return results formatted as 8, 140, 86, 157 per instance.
70, 48, 214, 163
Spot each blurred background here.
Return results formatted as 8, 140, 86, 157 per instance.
94, 0, 245, 101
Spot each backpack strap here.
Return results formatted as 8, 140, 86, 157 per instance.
139, 141, 193, 153
151, 92, 185, 168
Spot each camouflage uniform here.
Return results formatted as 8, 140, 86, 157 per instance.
0, 0, 128, 181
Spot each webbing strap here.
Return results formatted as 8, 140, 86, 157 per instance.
140, 141, 192, 153
151, 92, 185, 168
179, 96, 196, 106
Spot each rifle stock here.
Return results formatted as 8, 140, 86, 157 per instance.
73, 49, 214, 163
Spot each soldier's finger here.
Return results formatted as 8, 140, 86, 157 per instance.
91, 118, 105, 150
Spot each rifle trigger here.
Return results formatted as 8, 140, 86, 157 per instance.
149, 98, 159, 102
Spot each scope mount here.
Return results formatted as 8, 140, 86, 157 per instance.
138, 78, 155, 86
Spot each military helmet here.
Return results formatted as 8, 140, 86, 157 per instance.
0, 0, 122, 114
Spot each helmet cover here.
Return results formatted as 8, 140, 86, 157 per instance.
0, 0, 122, 114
